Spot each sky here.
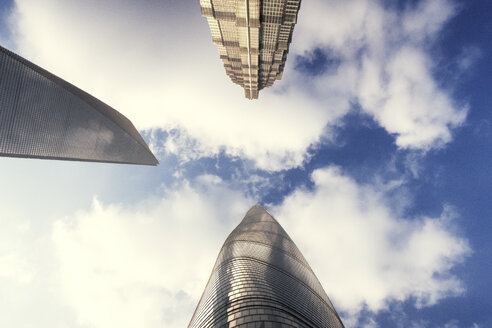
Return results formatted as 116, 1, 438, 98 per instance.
0, 0, 491, 327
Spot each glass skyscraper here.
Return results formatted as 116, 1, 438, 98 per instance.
189, 204, 345, 328
200, 0, 302, 99
0, 45, 158, 165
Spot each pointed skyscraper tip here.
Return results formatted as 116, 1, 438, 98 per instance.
242, 204, 278, 224
189, 205, 345, 328
0, 45, 158, 166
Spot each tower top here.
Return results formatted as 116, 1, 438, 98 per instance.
200, 0, 302, 99
189, 204, 345, 327
0, 45, 158, 165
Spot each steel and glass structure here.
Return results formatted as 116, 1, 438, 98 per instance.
0, 45, 158, 165
200, 0, 301, 99
189, 204, 345, 328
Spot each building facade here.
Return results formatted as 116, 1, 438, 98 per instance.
200, 0, 301, 99
188, 204, 345, 328
0, 45, 158, 165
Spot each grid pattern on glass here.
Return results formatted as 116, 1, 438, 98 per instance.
0, 46, 158, 165
257, 0, 301, 89
188, 204, 345, 328
200, 0, 301, 99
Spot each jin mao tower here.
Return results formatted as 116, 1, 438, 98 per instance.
200, 0, 302, 99
189, 204, 345, 328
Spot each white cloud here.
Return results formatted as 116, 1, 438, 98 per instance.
363, 46, 467, 148
0, 209, 78, 328
456, 46, 482, 72
290, 0, 467, 150
402, 0, 457, 40
0, 218, 34, 286
51, 177, 252, 328
0, 251, 33, 285
274, 167, 470, 323
442, 320, 483, 328
8, 0, 467, 170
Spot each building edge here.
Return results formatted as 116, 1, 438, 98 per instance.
0, 45, 158, 166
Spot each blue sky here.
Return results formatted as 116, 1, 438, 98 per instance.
0, 0, 491, 327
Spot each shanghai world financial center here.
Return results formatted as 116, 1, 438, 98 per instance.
1, 0, 345, 327
0, 45, 157, 165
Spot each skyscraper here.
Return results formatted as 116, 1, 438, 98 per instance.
200, 0, 301, 99
189, 204, 345, 328
0, 45, 158, 165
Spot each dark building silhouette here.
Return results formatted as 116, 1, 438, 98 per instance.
200, 0, 302, 99
189, 204, 345, 328
0, 45, 158, 165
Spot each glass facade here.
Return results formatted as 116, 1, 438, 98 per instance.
201, 0, 301, 99
0, 45, 158, 165
189, 204, 345, 328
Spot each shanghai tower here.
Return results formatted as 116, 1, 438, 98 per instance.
200, 0, 302, 99
189, 204, 345, 328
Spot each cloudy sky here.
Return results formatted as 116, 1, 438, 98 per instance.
0, 0, 491, 327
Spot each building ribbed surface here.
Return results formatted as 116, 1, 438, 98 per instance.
0, 45, 158, 165
188, 204, 345, 328
200, 0, 301, 99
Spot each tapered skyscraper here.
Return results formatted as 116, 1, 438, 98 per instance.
200, 0, 301, 99
189, 204, 345, 328
0, 45, 158, 165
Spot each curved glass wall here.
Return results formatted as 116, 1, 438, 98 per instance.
0, 45, 158, 165
189, 204, 345, 328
